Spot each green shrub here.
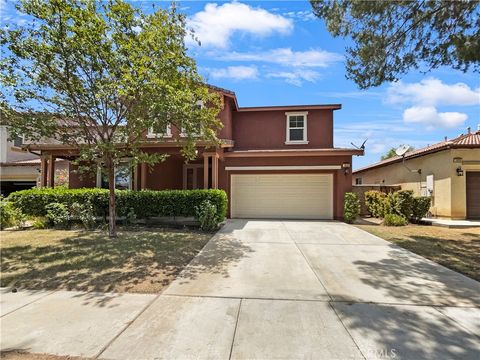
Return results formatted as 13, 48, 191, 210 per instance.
1, 200, 19, 229
384, 190, 414, 220
195, 200, 219, 231
8, 188, 228, 225
123, 207, 137, 226
343, 192, 360, 224
70, 202, 96, 229
45, 203, 70, 229
393, 190, 414, 219
411, 196, 431, 221
364, 190, 386, 218
383, 213, 408, 226
32, 217, 48, 229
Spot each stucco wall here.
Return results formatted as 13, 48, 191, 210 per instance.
450, 149, 480, 219
217, 96, 234, 140
354, 148, 480, 219
232, 109, 334, 150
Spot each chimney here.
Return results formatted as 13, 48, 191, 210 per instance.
467, 126, 471, 134
444, 136, 447, 141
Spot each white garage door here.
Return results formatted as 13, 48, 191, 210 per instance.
231, 174, 333, 219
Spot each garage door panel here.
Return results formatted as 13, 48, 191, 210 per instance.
231, 174, 333, 219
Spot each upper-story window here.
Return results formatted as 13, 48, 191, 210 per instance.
285, 112, 308, 144
355, 177, 362, 185
147, 123, 172, 138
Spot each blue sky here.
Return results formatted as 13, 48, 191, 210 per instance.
2, 0, 479, 169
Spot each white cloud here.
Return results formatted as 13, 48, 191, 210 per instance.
221, 48, 342, 68
188, 2, 293, 48
208, 65, 258, 80
267, 70, 320, 86
282, 10, 316, 22
402, 106, 468, 129
387, 78, 480, 106
385, 78, 477, 130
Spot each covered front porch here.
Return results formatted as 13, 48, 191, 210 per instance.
37, 146, 225, 191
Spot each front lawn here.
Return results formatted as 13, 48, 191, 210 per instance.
356, 224, 480, 281
0, 228, 211, 293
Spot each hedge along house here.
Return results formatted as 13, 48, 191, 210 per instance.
22, 85, 363, 220
353, 128, 480, 220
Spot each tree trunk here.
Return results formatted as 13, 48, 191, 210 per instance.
107, 162, 117, 238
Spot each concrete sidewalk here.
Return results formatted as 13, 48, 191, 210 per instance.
1, 220, 479, 359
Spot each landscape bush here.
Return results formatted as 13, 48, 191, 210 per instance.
411, 196, 431, 221
343, 192, 360, 224
364, 190, 386, 218
45, 203, 70, 229
8, 188, 228, 225
70, 202, 96, 229
383, 213, 408, 226
0, 199, 24, 229
195, 200, 219, 231
32, 217, 48, 229
392, 190, 414, 219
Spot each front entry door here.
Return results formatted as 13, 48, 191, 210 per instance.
183, 164, 204, 189
466, 172, 480, 219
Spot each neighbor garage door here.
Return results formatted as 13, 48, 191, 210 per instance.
231, 174, 333, 219
466, 172, 480, 219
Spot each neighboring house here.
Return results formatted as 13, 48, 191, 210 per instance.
0, 125, 41, 196
0, 126, 69, 196
353, 129, 480, 220
22, 86, 363, 220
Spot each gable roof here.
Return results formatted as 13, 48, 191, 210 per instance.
354, 129, 480, 174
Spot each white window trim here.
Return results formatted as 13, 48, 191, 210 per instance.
285, 111, 309, 145
147, 124, 172, 138
181, 100, 204, 137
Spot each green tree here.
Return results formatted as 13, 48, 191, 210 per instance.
310, 0, 480, 88
0, 0, 222, 237
381, 146, 414, 160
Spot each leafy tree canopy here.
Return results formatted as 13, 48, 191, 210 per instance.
381, 146, 414, 161
310, 0, 480, 88
0, 0, 222, 236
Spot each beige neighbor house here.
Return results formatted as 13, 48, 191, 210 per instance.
353, 128, 480, 220
0, 126, 68, 196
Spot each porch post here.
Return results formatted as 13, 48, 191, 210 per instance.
203, 155, 209, 189
40, 155, 48, 187
140, 162, 147, 190
133, 165, 139, 191
47, 154, 55, 188
212, 154, 218, 189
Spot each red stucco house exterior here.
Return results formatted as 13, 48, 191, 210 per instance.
28, 86, 363, 220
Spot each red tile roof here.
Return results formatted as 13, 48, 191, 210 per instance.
354, 130, 480, 174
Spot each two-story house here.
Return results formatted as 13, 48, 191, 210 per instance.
23, 86, 363, 220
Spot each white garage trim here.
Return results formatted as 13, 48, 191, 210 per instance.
225, 165, 341, 171
231, 173, 334, 219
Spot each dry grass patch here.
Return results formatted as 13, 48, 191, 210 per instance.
356, 224, 480, 281
0, 228, 211, 293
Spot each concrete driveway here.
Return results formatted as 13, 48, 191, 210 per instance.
2, 220, 479, 359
